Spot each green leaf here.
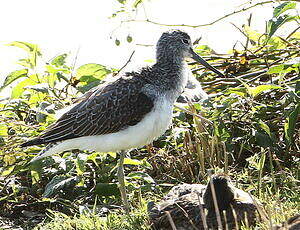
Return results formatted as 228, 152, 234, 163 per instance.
127, 35, 133, 43
43, 175, 79, 198
0, 69, 28, 91
258, 120, 271, 137
258, 152, 266, 172
8, 41, 41, 69
51, 53, 68, 67
76, 63, 110, 80
273, 2, 296, 18
124, 158, 143, 165
8, 41, 41, 55
95, 183, 120, 197
117, 0, 126, 4
115, 39, 120, 46
284, 104, 300, 144
77, 80, 102, 93
0, 124, 8, 136
248, 85, 282, 97
194, 45, 214, 56
268, 63, 299, 74
76, 153, 87, 175
255, 131, 273, 148
267, 15, 298, 38
28, 92, 47, 106
133, 0, 143, 8
243, 25, 263, 44
11, 78, 37, 98
127, 172, 155, 184
1, 165, 15, 176
226, 87, 247, 97
25, 83, 49, 94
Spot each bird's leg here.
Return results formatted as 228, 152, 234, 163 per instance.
117, 150, 130, 212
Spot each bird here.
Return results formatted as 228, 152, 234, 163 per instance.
21, 30, 225, 211
148, 174, 260, 229
273, 214, 300, 230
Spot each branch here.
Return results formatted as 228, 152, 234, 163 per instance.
122, 0, 277, 28
116, 50, 135, 75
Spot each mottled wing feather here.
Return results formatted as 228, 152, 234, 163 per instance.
35, 77, 154, 145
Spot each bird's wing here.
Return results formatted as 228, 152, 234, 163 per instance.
23, 77, 154, 146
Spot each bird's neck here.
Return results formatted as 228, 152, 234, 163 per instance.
156, 51, 185, 67
152, 58, 187, 90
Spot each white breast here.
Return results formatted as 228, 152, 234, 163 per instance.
41, 96, 173, 157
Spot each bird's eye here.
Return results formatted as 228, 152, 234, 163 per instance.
182, 39, 189, 45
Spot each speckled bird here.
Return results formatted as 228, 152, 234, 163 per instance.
148, 174, 260, 229
21, 30, 225, 210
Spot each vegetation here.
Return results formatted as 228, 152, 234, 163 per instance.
0, 1, 299, 229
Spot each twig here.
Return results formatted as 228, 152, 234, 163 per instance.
165, 211, 178, 230
121, 1, 275, 28
197, 193, 208, 230
116, 51, 136, 75
286, 25, 300, 40
174, 104, 213, 124
245, 13, 253, 51
208, 170, 223, 230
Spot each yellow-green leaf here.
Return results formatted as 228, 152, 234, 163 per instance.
248, 85, 282, 97
0, 124, 8, 136
258, 120, 271, 137
124, 158, 142, 165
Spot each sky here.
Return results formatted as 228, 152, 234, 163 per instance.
0, 0, 298, 86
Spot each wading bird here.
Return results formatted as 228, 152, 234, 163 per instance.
148, 174, 260, 229
21, 30, 225, 211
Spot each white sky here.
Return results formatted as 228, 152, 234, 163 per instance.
0, 0, 298, 87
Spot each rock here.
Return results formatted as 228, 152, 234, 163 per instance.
148, 174, 260, 230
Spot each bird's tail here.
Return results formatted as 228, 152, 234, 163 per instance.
29, 142, 61, 163
20, 138, 45, 148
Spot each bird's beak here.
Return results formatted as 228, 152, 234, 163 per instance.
189, 48, 225, 77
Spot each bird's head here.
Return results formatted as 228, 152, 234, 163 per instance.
156, 30, 224, 76
203, 174, 235, 212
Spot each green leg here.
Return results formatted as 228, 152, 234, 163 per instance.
117, 150, 130, 212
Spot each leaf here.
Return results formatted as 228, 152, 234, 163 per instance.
8, 41, 41, 55
194, 45, 214, 56
95, 183, 120, 197
133, 0, 143, 8
127, 35, 133, 43
1, 165, 15, 176
124, 158, 143, 165
51, 53, 68, 67
11, 78, 36, 99
76, 63, 110, 80
28, 92, 47, 107
243, 25, 262, 43
268, 63, 299, 74
273, 2, 296, 18
3, 155, 16, 165
43, 175, 79, 198
258, 120, 271, 137
115, 39, 120, 46
267, 15, 298, 38
25, 83, 49, 94
0, 124, 8, 136
284, 104, 300, 144
127, 172, 155, 184
0, 69, 28, 91
227, 87, 247, 97
76, 153, 88, 175
77, 80, 102, 93
255, 131, 273, 148
117, 0, 126, 4
248, 85, 282, 97
258, 152, 266, 172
